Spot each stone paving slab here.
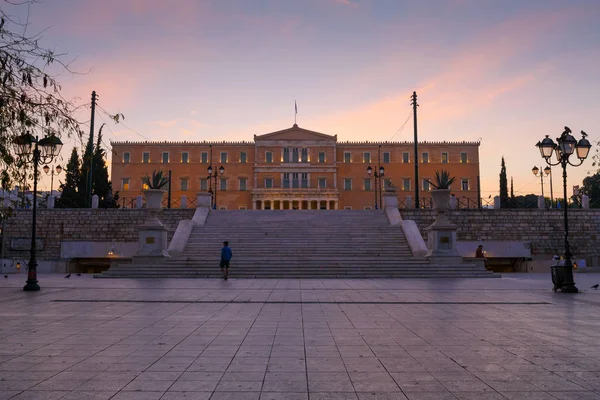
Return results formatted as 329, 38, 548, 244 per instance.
0, 273, 600, 399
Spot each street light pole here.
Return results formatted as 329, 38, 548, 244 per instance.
545, 166, 554, 208
43, 164, 62, 195
531, 166, 546, 207
13, 132, 63, 292
536, 127, 591, 294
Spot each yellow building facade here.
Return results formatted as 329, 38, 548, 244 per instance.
110, 124, 481, 210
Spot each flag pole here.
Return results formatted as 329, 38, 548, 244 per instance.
294, 100, 297, 125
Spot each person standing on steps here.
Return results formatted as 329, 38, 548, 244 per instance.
220, 241, 232, 280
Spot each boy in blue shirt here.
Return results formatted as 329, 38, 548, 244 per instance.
220, 241, 232, 280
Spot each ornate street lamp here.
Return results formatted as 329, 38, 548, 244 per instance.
43, 164, 62, 195
366, 165, 385, 209
536, 127, 591, 293
207, 164, 225, 210
531, 165, 548, 207
13, 132, 63, 291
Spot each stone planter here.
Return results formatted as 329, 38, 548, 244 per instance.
143, 189, 165, 209
431, 189, 451, 212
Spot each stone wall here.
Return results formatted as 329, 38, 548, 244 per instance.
1, 209, 195, 259
2, 208, 599, 263
400, 209, 600, 259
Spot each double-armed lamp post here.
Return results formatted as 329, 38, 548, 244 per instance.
366, 165, 385, 209
43, 164, 62, 195
207, 164, 225, 210
536, 126, 591, 293
13, 132, 63, 292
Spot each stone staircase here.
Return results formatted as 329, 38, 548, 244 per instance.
99, 210, 497, 278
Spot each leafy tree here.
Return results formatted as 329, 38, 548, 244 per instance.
575, 172, 600, 208
0, 2, 84, 184
56, 147, 84, 208
512, 194, 539, 208
499, 157, 509, 208
509, 176, 515, 208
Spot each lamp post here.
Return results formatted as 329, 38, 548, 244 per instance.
544, 166, 554, 208
207, 164, 225, 210
531, 165, 548, 207
536, 126, 591, 293
43, 164, 62, 195
366, 165, 385, 209
13, 131, 63, 291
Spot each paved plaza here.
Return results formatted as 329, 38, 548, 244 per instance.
1, 274, 600, 400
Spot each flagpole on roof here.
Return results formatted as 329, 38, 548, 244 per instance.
294, 100, 297, 126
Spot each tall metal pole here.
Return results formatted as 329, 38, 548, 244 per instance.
50, 167, 54, 194
374, 173, 378, 209
411, 92, 419, 208
540, 174, 545, 199
378, 145, 382, 208
560, 159, 576, 292
87, 91, 97, 208
167, 170, 172, 209
214, 172, 218, 210
24, 141, 40, 292
477, 175, 481, 209
548, 168, 554, 208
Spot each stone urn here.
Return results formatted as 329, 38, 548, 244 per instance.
431, 189, 451, 212
143, 189, 166, 209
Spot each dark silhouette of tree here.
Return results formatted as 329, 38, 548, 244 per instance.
0, 2, 85, 187
92, 124, 118, 208
509, 176, 515, 208
499, 157, 509, 208
56, 148, 84, 208
574, 172, 600, 208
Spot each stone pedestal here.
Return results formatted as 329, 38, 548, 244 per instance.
136, 210, 170, 258
426, 189, 460, 258
197, 192, 212, 208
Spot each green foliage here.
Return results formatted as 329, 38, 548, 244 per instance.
56, 148, 84, 208
429, 170, 456, 189
575, 172, 600, 208
499, 157, 509, 208
92, 125, 118, 208
142, 170, 169, 190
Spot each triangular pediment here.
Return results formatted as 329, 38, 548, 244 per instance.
255, 124, 336, 142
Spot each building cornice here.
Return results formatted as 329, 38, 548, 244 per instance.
111, 140, 481, 146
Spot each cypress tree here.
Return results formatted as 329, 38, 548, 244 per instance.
92, 125, 118, 207
57, 148, 84, 208
499, 157, 509, 208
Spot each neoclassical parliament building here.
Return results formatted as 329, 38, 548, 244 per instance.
110, 124, 481, 210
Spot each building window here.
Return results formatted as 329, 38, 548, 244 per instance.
266, 151, 273, 163
301, 148, 308, 163
123, 152, 130, 164
344, 206, 352, 210
301, 173, 308, 188
364, 178, 372, 191
283, 148, 290, 163
460, 152, 468, 163
265, 178, 273, 189
292, 173, 299, 189
219, 206, 227, 210
180, 178, 188, 191
318, 152, 326, 163
142, 152, 149, 164
318, 178, 326, 189
364, 206, 373, 210
402, 178, 410, 191
344, 152, 351, 163
283, 173, 290, 189
141, 180, 149, 190
220, 178, 227, 191
461, 178, 469, 190
240, 152, 247, 163
181, 152, 189, 164
363, 152, 371, 163
441, 152, 449, 163
423, 179, 430, 191
383, 152, 390, 163
220, 152, 228, 163
200, 178, 208, 191
422, 153, 429, 164
402, 152, 409, 163
122, 178, 130, 191
239, 178, 247, 191
239, 206, 247, 210
162, 152, 169, 164
292, 148, 299, 163
344, 178, 352, 191
201, 152, 208, 164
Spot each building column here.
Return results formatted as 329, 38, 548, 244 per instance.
253, 200, 257, 210
279, 200, 283, 210
326, 201, 330, 210
261, 200, 265, 210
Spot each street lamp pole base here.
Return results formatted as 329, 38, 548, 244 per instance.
559, 285, 578, 293
23, 280, 40, 291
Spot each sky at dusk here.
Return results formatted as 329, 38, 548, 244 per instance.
6, 0, 600, 199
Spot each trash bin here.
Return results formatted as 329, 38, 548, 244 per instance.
551, 258, 578, 293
